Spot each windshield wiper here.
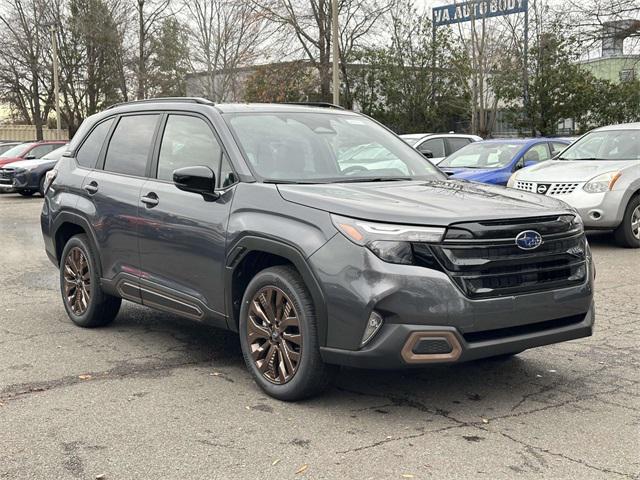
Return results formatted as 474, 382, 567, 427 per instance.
558, 157, 604, 161
263, 179, 325, 184
329, 177, 413, 183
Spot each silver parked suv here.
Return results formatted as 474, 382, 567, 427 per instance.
509, 123, 640, 248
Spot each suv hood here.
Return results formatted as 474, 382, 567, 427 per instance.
277, 180, 571, 226
518, 159, 639, 182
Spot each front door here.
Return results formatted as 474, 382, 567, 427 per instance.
137, 113, 235, 325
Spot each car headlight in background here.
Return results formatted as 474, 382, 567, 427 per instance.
43, 169, 58, 195
506, 171, 519, 188
331, 214, 444, 265
583, 171, 621, 193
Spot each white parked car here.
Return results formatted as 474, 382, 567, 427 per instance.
508, 123, 640, 248
400, 133, 482, 165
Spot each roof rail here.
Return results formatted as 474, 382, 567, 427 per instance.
281, 101, 345, 110
107, 97, 214, 109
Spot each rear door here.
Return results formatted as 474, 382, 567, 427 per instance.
445, 137, 472, 156
137, 113, 236, 324
81, 113, 161, 285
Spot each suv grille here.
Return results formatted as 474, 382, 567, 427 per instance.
426, 216, 588, 299
515, 181, 579, 196
0, 169, 13, 185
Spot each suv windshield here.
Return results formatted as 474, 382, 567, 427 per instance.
558, 129, 640, 161
0, 143, 33, 158
439, 142, 522, 169
224, 112, 445, 183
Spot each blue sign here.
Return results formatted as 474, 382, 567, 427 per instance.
433, 0, 528, 27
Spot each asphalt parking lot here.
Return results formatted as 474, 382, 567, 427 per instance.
0, 193, 638, 480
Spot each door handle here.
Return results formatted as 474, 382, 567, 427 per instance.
141, 193, 159, 208
84, 181, 98, 195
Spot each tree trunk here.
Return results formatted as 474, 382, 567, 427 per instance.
31, 61, 43, 140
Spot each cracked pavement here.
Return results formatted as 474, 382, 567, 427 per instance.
1, 194, 638, 479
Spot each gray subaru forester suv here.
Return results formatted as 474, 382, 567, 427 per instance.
41, 98, 595, 400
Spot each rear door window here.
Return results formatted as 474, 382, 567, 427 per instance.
446, 137, 472, 155
76, 119, 115, 168
103, 115, 159, 176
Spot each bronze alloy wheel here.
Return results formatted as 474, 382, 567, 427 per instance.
63, 247, 91, 315
246, 286, 302, 384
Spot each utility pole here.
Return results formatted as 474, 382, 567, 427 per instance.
50, 26, 62, 140
331, 0, 339, 105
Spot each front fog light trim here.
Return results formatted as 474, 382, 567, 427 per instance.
360, 311, 384, 347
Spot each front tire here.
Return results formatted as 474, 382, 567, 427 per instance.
60, 234, 121, 327
18, 190, 35, 197
239, 265, 335, 401
614, 195, 640, 248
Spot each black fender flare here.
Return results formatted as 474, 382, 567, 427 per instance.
52, 211, 103, 277
225, 235, 328, 346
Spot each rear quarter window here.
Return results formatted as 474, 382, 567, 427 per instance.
76, 119, 115, 169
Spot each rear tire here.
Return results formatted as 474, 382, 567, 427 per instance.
239, 265, 336, 401
60, 234, 121, 327
614, 195, 640, 248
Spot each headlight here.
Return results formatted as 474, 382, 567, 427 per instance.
43, 169, 58, 195
506, 171, 519, 188
583, 171, 621, 193
331, 214, 444, 264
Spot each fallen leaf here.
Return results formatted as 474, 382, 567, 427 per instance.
401, 475, 415, 479
535, 374, 543, 378
245, 406, 251, 410
78, 374, 92, 380
210, 372, 222, 376
295, 464, 308, 474
272, 459, 281, 466
548, 369, 557, 373
481, 418, 489, 424
95, 475, 106, 479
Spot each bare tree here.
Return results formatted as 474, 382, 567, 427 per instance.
136, 0, 172, 99
183, 0, 269, 101
254, 0, 393, 104
0, 0, 53, 139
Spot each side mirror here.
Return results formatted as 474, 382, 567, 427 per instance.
420, 150, 434, 159
173, 165, 218, 199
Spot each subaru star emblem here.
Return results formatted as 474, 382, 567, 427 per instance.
515, 230, 543, 250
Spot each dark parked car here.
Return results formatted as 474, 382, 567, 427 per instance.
41, 98, 595, 400
0, 140, 66, 167
0, 145, 67, 196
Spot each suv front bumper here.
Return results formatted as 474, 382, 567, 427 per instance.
310, 233, 594, 369
320, 303, 594, 368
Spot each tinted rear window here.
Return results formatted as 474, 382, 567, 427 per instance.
76, 119, 114, 168
103, 115, 159, 176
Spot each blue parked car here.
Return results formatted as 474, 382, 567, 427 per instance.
438, 138, 570, 186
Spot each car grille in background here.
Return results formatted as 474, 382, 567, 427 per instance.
422, 216, 588, 299
0, 170, 13, 185
515, 180, 534, 192
515, 180, 580, 195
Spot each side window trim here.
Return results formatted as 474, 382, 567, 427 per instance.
98, 112, 162, 178
149, 111, 238, 189
74, 117, 117, 170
